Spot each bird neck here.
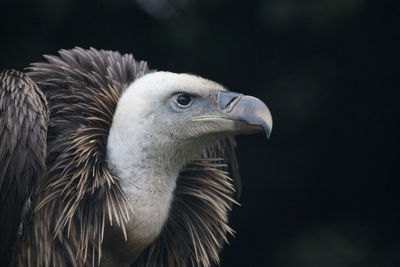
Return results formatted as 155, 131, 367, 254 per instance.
105, 128, 196, 265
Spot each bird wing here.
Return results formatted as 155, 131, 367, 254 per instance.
0, 70, 48, 265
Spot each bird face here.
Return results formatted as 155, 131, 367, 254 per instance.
112, 71, 272, 152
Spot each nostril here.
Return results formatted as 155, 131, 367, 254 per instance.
218, 91, 243, 111
224, 96, 238, 109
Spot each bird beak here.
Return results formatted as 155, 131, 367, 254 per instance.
217, 91, 273, 138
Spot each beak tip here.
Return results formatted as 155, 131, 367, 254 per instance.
261, 109, 273, 139
264, 124, 272, 139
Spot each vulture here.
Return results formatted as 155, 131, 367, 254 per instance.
0, 47, 272, 267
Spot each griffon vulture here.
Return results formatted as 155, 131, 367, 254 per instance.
0, 47, 272, 267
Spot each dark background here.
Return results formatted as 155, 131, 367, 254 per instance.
1, 0, 399, 266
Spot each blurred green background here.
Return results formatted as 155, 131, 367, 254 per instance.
1, 0, 398, 266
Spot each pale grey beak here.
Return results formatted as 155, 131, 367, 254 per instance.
218, 91, 273, 138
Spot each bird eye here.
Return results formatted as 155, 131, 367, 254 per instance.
176, 94, 192, 107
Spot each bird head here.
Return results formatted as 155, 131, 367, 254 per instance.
109, 71, 272, 160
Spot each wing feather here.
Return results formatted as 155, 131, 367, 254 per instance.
0, 70, 48, 266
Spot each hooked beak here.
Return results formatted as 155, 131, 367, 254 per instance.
217, 91, 273, 138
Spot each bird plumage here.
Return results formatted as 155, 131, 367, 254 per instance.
0, 47, 247, 267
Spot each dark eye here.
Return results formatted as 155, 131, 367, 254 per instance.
176, 94, 192, 107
